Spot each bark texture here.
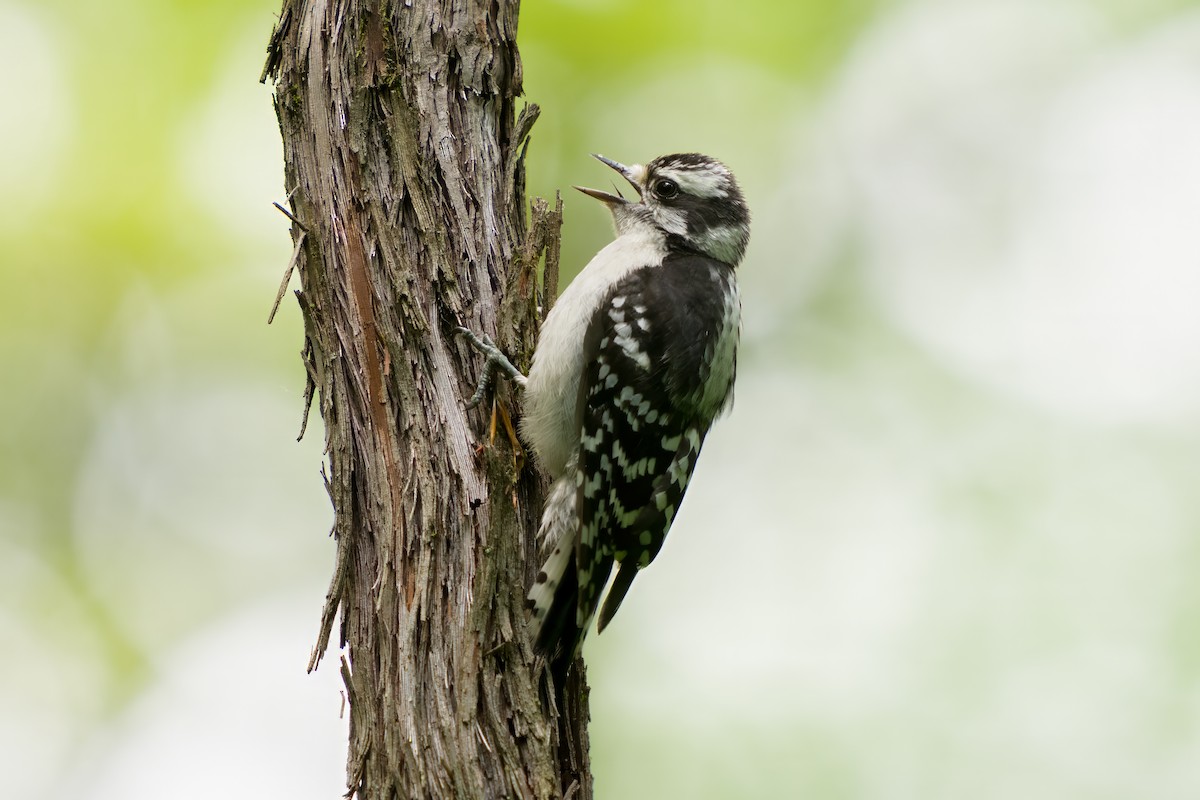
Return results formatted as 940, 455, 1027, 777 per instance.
263, 1, 589, 797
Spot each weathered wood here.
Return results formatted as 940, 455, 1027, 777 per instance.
263, 1, 590, 796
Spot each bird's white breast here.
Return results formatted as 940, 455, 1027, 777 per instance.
522, 228, 666, 478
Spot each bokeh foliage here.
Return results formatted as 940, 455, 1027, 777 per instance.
4, 0, 1200, 798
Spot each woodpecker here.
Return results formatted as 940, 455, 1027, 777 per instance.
459, 152, 750, 661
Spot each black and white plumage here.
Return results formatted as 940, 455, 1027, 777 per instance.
463, 153, 750, 661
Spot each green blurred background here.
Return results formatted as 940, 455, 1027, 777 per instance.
4, 0, 1200, 797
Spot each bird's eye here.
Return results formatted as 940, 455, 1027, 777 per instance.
653, 178, 679, 199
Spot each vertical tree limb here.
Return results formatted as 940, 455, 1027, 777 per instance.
262, 1, 590, 796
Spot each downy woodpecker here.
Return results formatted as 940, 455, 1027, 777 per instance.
460, 153, 750, 661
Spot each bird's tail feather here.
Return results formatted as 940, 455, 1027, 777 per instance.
596, 561, 638, 634
527, 535, 582, 658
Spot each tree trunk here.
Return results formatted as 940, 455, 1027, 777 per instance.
262, 1, 590, 797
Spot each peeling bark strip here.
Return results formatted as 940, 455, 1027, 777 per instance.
263, 1, 589, 797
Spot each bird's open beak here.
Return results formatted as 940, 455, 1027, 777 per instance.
573, 153, 645, 205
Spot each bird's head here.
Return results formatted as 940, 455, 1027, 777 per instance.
575, 152, 750, 266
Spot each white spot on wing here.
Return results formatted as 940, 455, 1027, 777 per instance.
613, 301, 652, 370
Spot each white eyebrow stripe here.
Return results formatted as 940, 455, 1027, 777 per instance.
657, 166, 730, 198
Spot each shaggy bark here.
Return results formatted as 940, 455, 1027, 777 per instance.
262, 1, 589, 797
